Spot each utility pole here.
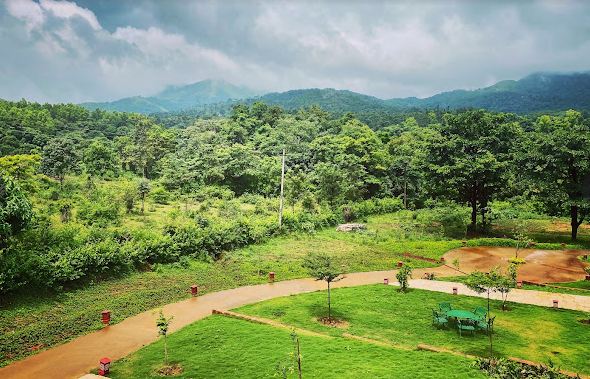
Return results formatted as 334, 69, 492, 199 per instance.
278, 148, 286, 227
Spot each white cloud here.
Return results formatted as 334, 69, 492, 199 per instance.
39, 0, 100, 30
5, 0, 45, 30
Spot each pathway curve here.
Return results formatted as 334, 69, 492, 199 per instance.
1, 265, 589, 379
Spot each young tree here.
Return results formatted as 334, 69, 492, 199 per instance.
156, 310, 173, 366
137, 179, 151, 214
395, 264, 413, 292
427, 111, 521, 232
0, 154, 41, 192
41, 137, 80, 187
521, 110, 590, 240
302, 253, 344, 320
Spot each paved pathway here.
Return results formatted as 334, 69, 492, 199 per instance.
1, 266, 588, 379
398, 279, 590, 312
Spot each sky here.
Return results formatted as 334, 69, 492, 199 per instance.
1, 0, 589, 103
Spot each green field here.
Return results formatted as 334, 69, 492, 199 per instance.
237, 285, 590, 375
107, 315, 485, 379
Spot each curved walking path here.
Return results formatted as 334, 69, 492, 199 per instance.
1, 265, 589, 378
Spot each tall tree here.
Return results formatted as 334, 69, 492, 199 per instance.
521, 110, 590, 240
41, 137, 80, 186
83, 139, 119, 178
427, 110, 521, 232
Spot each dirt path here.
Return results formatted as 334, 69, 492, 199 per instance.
1, 247, 588, 379
443, 247, 589, 283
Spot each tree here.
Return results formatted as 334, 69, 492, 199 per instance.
41, 137, 80, 186
427, 111, 521, 232
137, 179, 151, 214
302, 253, 344, 320
0, 175, 33, 248
494, 265, 517, 311
83, 139, 119, 178
521, 110, 590, 240
156, 310, 173, 367
0, 154, 41, 192
395, 264, 413, 292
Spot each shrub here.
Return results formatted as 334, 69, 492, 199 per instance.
77, 198, 121, 226
151, 186, 170, 205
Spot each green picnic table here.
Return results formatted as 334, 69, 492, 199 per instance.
446, 309, 479, 320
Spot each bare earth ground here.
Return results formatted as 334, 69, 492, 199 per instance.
443, 247, 589, 283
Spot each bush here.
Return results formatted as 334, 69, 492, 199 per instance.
77, 198, 121, 226
151, 187, 170, 205
474, 357, 572, 379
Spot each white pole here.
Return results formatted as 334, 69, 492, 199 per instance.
279, 148, 286, 227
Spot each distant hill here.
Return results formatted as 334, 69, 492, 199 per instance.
82, 72, 590, 116
81, 79, 257, 113
241, 72, 590, 115
386, 72, 590, 113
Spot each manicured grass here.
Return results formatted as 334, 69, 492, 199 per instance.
237, 285, 590, 375
522, 281, 590, 297
108, 315, 485, 379
1, 212, 587, 367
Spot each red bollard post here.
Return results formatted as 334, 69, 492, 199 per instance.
101, 310, 111, 325
553, 300, 559, 309
384, 278, 389, 285
452, 287, 458, 295
586, 275, 590, 281
440, 257, 446, 264
517, 281, 523, 289
191, 285, 198, 297
99, 357, 111, 376
269, 272, 275, 283
397, 261, 403, 268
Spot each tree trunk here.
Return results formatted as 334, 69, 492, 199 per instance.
327, 281, 331, 320
404, 180, 408, 209
470, 200, 477, 232
571, 205, 580, 241
141, 196, 145, 214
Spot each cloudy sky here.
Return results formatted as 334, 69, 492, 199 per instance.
1, 0, 589, 103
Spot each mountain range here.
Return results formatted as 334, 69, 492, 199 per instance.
81, 80, 258, 114
81, 72, 590, 115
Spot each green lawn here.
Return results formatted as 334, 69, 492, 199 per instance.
1, 212, 587, 367
107, 315, 485, 379
237, 285, 590, 375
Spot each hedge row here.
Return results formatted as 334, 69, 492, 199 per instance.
0, 197, 403, 294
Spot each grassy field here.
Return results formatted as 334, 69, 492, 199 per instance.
107, 314, 485, 379
237, 285, 590, 375
1, 212, 588, 367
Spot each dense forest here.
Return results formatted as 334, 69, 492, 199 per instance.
1, 98, 589, 296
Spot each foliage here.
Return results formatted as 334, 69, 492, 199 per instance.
302, 252, 344, 320
0, 175, 33, 247
395, 264, 413, 292
41, 137, 81, 185
156, 310, 173, 366
520, 110, 590, 240
474, 357, 576, 379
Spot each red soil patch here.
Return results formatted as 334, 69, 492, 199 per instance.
442, 247, 589, 283
156, 363, 183, 376
317, 317, 349, 328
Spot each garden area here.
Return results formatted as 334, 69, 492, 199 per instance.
104, 284, 590, 378
2, 209, 589, 369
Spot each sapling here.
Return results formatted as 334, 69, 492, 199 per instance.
156, 310, 173, 366
302, 253, 344, 321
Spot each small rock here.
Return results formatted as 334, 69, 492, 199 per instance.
336, 223, 366, 232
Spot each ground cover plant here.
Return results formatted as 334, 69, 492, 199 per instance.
106, 314, 486, 379
237, 285, 590, 375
